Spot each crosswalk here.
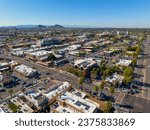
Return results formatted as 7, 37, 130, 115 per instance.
115, 92, 126, 104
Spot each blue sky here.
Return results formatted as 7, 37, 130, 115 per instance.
0, 0, 150, 27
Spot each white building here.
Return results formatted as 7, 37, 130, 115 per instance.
10, 97, 33, 113
56, 91, 98, 113
0, 62, 10, 71
23, 90, 46, 109
73, 58, 97, 69
0, 102, 12, 113
43, 82, 71, 101
27, 50, 53, 61
65, 45, 81, 51
117, 31, 129, 36
9, 60, 19, 68
37, 38, 62, 47
14, 64, 38, 77
105, 73, 124, 84
117, 59, 132, 66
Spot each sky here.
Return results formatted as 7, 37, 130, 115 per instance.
0, 0, 150, 28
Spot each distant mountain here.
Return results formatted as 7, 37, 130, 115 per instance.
36, 25, 47, 28
15, 25, 37, 28
48, 24, 64, 29
0, 24, 65, 29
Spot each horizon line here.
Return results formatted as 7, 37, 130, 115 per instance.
0, 24, 150, 29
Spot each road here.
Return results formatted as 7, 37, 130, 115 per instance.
0, 53, 120, 103
120, 36, 150, 113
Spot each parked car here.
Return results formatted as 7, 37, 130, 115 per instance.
0, 88, 5, 92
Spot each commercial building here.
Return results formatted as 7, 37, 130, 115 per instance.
65, 45, 81, 51
0, 102, 12, 113
117, 31, 129, 36
14, 64, 38, 77
50, 90, 98, 113
9, 60, 19, 68
9, 43, 32, 49
0, 62, 10, 71
117, 59, 132, 66
37, 38, 62, 47
0, 71, 14, 87
22, 90, 47, 109
53, 58, 68, 66
10, 97, 33, 113
73, 58, 97, 69
105, 73, 124, 84
43, 82, 72, 105
27, 50, 53, 61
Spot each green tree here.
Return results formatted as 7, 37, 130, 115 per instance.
99, 81, 105, 95
47, 53, 56, 61
123, 76, 132, 85
131, 58, 137, 66
94, 85, 99, 99
123, 67, 134, 77
111, 65, 119, 73
8, 89, 13, 97
78, 77, 84, 91
103, 68, 112, 77
103, 101, 113, 113
94, 85, 99, 93
109, 87, 115, 102
114, 81, 119, 88
99, 64, 106, 74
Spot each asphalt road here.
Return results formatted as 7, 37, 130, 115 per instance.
0, 53, 121, 103
120, 36, 150, 113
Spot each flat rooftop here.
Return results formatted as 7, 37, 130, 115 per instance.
29, 50, 53, 57
14, 64, 37, 76
58, 92, 97, 113
117, 59, 132, 66
51, 102, 75, 113
44, 82, 70, 100
10, 97, 33, 113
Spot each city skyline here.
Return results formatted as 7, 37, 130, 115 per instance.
0, 0, 150, 28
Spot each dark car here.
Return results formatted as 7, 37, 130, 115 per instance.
98, 93, 115, 102
0, 88, 5, 92
25, 83, 32, 88
46, 72, 50, 75
21, 81, 27, 85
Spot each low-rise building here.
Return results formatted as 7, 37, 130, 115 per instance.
37, 38, 63, 47
117, 59, 132, 66
14, 64, 38, 77
43, 82, 72, 104
73, 58, 97, 69
23, 90, 47, 109
0, 71, 14, 87
53, 58, 68, 66
105, 73, 124, 84
0, 102, 12, 113
27, 50, 53, 61
51, 90, 98, 113
65, 45, 81, 51
9, 60, 19, 68
117, 31, 129, 36
10, 97, 33, 113
0, 62, 10, 71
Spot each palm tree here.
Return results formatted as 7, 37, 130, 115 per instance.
104, 101, 113, 113
78, 77, 84, 91
114, 81, 119, 88
94, 85, 99, 99
8, 89, 13, 97
109, 86, 115, 102
99, 81, 105, 96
